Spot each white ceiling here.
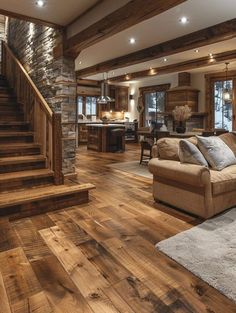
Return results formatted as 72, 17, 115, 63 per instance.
0, 0, 100, 25
88, 38, 236, 80
75, 0, 236, 80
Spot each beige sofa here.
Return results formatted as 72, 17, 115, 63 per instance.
148, 133, 236, 218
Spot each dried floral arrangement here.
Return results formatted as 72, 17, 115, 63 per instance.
172, 105, 192, 122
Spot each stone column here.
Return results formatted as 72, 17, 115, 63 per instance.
53, 56, 77, 177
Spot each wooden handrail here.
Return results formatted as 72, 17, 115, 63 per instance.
1, 40, 63, 185
2, 42, 53, 119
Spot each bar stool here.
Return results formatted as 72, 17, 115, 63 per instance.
140, 139, 153, 164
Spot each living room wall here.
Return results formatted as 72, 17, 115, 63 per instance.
7, 19, 77, 175
125, 71, 207, 123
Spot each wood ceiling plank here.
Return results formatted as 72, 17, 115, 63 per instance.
77, 18, 236, 77
109, 49, 236, 82
65, 0, 187, 54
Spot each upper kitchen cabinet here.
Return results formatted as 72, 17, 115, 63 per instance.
109, 85, 129, 112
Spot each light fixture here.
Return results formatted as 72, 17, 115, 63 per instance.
129, 37, 136, 44
179, 16, 189, 24
208, 53, 215, 63
97, 73, 115, 104
164, 58, 168, 62
36, 0, 45, 7
78, 61, 82, 65
223, 62, 232, 102
194, 49, 199, 53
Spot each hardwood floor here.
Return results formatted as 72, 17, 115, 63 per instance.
0, 143, 235, 313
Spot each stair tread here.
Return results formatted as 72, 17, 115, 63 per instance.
0, 122, 29, 125
0, 142, 40, 149
0, 155, 45, 165
0, 143, 40, 149
0, 169, 54, 181
0, 183, 95, 208
0, 131, 34, 137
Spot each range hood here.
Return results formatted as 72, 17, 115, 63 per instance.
97, 74, 115, 104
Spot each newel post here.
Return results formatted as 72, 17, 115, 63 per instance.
52, 112, 64, 185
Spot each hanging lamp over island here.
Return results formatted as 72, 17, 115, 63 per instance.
97, 73, 115, 104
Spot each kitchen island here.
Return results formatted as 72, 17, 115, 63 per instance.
87, 124, 125, 152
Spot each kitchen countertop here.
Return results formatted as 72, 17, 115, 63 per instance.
78, 119, 129, 124
86, 124, 125, 128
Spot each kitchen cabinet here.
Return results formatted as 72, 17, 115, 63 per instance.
100, 85, 128, 112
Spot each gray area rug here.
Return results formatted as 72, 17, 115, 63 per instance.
156, 208, 236, 302
108, 161, 152, 179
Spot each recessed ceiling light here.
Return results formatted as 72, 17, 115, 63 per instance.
179, 16, 189, 24
194, 49, 199, 53
209, 53, 213, 57
36, 0, 45, 7
129, 38, 136, 44
78, 61, 82, 65
164, 58, 168, 62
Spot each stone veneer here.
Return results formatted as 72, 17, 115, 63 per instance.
8, 19, 77, 175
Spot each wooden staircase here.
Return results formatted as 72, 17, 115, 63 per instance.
0, 63, 94, 218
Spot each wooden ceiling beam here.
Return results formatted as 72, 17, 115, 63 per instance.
65, 0, 187, 55
0, 8, 64, 29
108, 49, 236, 82
77, 18, 236, 78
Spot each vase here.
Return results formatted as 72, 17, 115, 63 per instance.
176, 121, 186, 133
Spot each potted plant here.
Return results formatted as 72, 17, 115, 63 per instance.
172, 105, 192, 133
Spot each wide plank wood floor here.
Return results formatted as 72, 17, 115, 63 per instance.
0, 143, 235, 313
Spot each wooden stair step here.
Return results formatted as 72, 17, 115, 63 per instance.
0, 113, 24, 121
0, 155, 46, 173
0, 122, 29, 131
0, 143, 40, 157
0, 131, 34, 143
0, 169, 54, 191
0, 183, 95, 218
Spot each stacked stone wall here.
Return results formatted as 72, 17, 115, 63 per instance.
8, 19, 76, 174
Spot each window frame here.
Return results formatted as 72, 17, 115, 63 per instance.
77, 95, 99, 118
139, 84, 170, 127
205, 71, 236, 130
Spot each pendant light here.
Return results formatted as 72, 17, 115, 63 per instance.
223, 62, 232, 102
97, 73, 115, 104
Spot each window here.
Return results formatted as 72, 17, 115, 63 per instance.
139, 84, 169, 127
77, 96, 97, 117
214, 79, 233, 131
144, 91, 165, 126
86, 96, 97, 115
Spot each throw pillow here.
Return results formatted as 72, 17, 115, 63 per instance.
219, 132, 236, 156
196, 136, 236, 170
157, 138, 180, 161
179, 139, 208, 167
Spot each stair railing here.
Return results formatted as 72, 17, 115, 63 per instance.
1, 41, 63, 185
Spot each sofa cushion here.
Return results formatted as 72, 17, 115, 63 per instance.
197, 136, 236, 170
219, 132, 236, 156
179, 139, 208, 166
157, 138, 180, 161
211, 165, 236, 195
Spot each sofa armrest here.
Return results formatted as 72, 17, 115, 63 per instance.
148, 159, 210, 187
152, 144, 158, 158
